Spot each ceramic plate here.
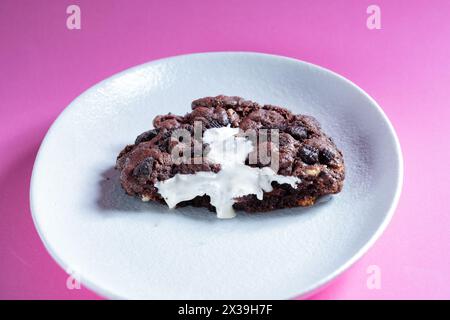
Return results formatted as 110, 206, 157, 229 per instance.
30, 52, 403, 299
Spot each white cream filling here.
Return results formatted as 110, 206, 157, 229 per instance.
155, 126, 300, 219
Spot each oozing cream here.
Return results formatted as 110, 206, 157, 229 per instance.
155, 126, 300, 219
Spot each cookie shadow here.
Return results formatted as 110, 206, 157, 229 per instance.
97, 166, 227, 222
97, 166, 163, 213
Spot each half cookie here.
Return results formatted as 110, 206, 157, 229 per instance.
116, 95, 345, 218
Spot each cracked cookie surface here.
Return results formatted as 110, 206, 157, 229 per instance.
116, 95, 345, 213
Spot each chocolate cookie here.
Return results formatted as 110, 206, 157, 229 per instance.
116, 95, 345, 215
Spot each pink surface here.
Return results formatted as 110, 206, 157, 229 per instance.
1, 0, 449, 299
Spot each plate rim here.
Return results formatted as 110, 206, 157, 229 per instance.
29, 51, 404, 299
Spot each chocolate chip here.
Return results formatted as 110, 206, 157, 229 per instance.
278, 134, 292, 147
156, 130, 173, 152
160, 130, 172, 140
288, 126, 308, 140
319, 149, 335, 165
208, 119, 223, 128
133, 157, 154, 178
135, 129, 158, 145
299, 145, 319, 164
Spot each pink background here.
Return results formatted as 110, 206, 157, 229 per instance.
1, 0, 449, 299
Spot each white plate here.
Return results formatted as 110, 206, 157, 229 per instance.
30, 52, 403, 299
